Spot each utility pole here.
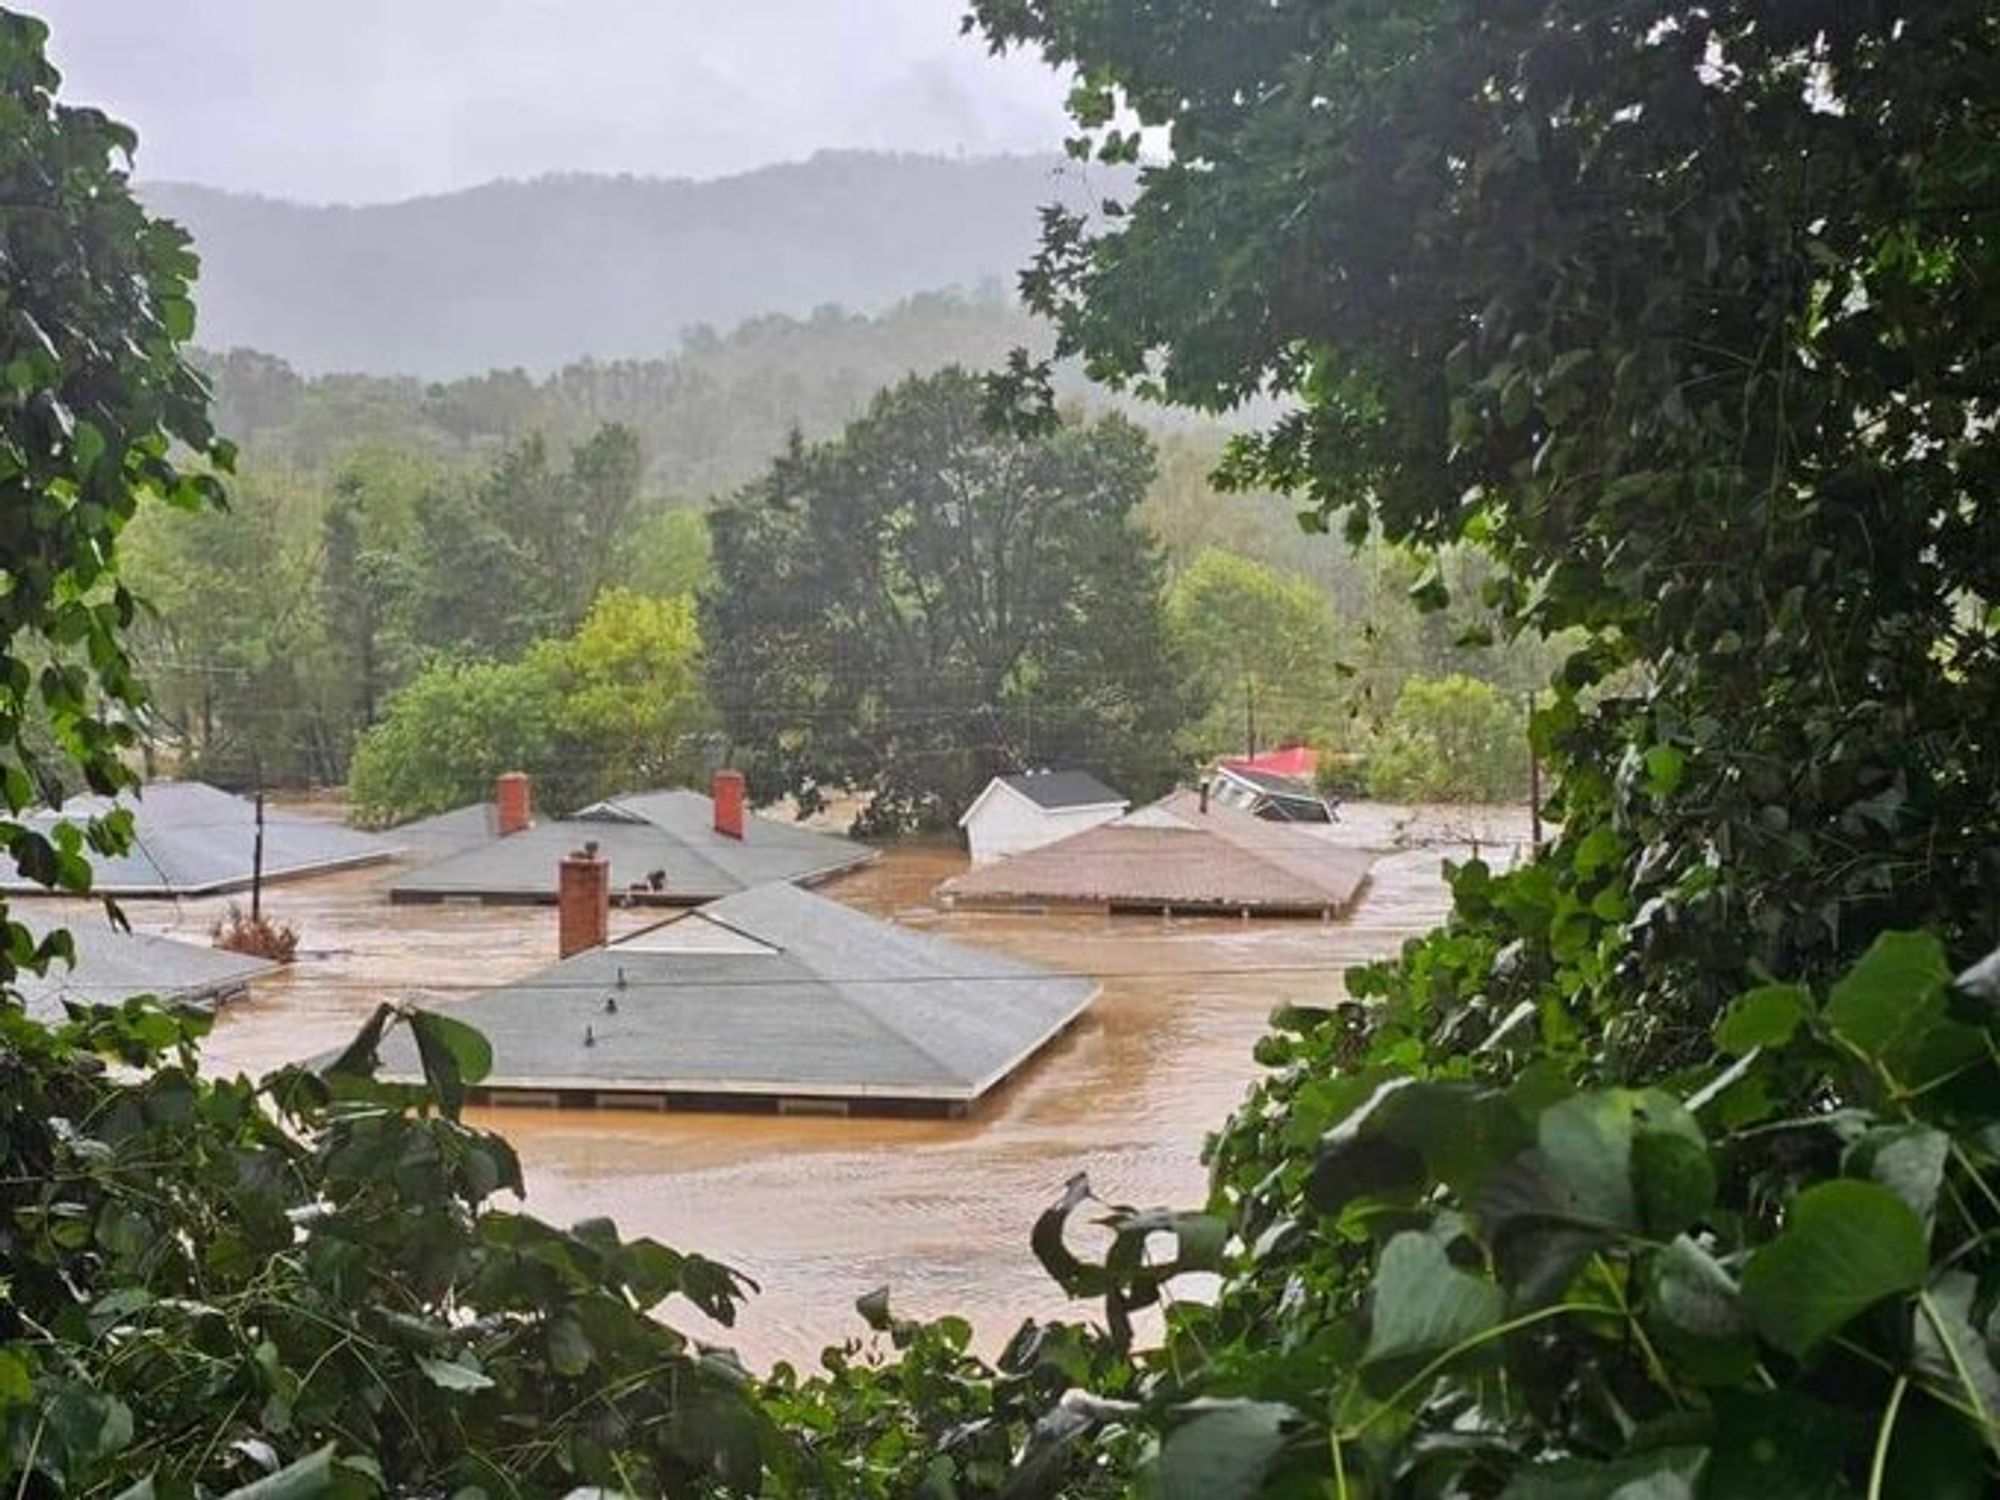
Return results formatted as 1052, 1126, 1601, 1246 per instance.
1525, 692, 1542, 852
251, 772, 267, 924
1244, 675, 1259, 761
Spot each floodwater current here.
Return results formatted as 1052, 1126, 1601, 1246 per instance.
34, 802, 1526, 1369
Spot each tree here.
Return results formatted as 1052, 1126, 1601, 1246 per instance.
1364, 672, 1526, 804
1163, 549, 1348, 761
0, 6, 225, 886
933, 0, 2000, 1493
975, 0, 2000, 1047
318, 483, 412, 746
0, 29, 778, 1491
618, 504, 714, 598
407, 424, 651, 663
705, 369, 1188, 830
350, 587, 711, 823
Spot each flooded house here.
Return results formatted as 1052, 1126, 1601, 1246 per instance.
14, 908, 274, 1023
958, 769, 1129, 865
376, 846, 1097, 1117
938, 786, 1375, 917
0, 781, 396, 897
1207, 760, 1338, 823
385, 770, 874, 906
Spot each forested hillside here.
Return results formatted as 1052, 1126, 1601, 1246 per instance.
197, 289, 1054, 496
145, 152, 1109, 375
154, 291, 1555, 805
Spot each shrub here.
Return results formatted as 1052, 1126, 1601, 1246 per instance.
210, 903, 299, 964
1365, 672, 1526, 803
1026, 925, 2000, 1496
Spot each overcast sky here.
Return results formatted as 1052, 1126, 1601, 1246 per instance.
31, 0, 1074, 203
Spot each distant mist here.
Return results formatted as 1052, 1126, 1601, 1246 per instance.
144, 152, 1127, 378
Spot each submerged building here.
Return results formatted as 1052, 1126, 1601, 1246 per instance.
14, 908, 274, 1023
958, 770, 1129, 865
386, 772, 874, 906
378, 861, 1097, 1117
939, 787, 1375, 918
1, 781, 396, 898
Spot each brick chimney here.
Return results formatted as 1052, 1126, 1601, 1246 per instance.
558, 842, 609, 958
495, 771, 532, 836
712, 768, 746, 840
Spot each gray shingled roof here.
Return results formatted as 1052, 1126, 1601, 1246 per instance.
13, 908, 274, 1023
1, 782, 397, 897
940, 789, 1375, 915
376, 882, 1096, 1105
994, 770, 1127, 812
387, 788, 874, 905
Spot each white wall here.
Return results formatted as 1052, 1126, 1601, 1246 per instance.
964, 785, 1125, 864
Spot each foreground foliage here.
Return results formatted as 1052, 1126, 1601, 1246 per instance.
1, 1003, 773, 1496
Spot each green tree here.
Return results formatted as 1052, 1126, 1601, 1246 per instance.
926, 0, 2000, 1493
618, 504, 714, 598
0, 5, 225, 890
1164, 549, 1347, 761
705, 369, 1187, 830
976, 0, 2000, 1046
347, 655, 559, 823
1364, 672, 1526, 804
318, 485, 411, 747
351, 587, 711, 823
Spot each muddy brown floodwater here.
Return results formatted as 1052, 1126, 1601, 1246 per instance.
25, 801, 1526, 1369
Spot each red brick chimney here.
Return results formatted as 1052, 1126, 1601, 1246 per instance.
712, 768, 746, 841
495, 771, 532, 836
558, 842, 609, 958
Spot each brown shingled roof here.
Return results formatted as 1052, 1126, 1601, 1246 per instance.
938, 789, 1376, 916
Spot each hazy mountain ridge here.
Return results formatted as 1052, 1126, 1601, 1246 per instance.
197, 290, 1067, 495
143, 152, 1111, 377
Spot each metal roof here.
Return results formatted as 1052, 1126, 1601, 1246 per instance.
376, 882, 1098, 1105
940, 789, 1375, 915
1225, 746, 1319, 780
992, 770, 1128, 812
12, 907, 275, 1023
387, 788, 875, 905
1211, 764, 1336, 821
1, 782, 398, 897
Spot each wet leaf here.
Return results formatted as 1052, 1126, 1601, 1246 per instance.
1739, 1181, 1927, 1356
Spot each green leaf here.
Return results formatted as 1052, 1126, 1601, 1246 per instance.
1154, 1401, 1294, 1500
1362, 1231, 1504, 1388
217, 1443, 335, 1500
1844, 1125, 1950, 1229
1502, 1448, 1705, 1498
546, 1314, 592, 1376
1646, 1236, 1755, 1385
1824, 930, 1951, 1057
1913, 1275, 2000, 1435
1633, 1120, 1716, 1238
1704, 1389, 1851, 1499
416, 1355, 495, 1392
1715, 984, 1810, 1055
409, 1008, 493, 1115
1642, 744, 1686, 798
1739, 1181, 1928, 1356
0, 1348, 31, 1409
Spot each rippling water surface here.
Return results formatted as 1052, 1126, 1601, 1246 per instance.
42, 801, 1525, 1366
